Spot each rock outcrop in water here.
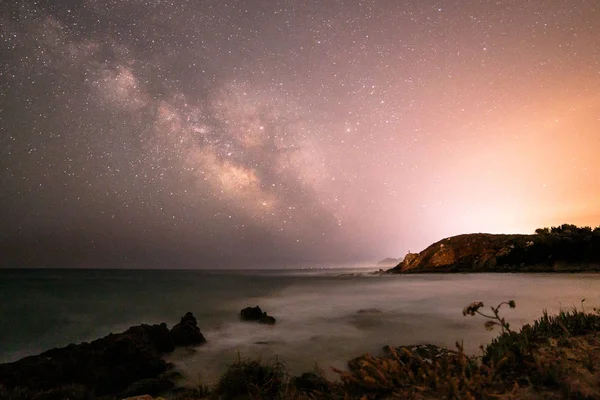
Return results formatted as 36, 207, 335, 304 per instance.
388, 224, 600, 273
170, 312, 206, 346
0, 312, 204, 397
240, 306, 277, 325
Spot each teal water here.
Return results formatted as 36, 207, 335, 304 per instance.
2, 269, 600, 384
0, 268, 324, 362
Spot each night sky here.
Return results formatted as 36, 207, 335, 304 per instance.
1, 0, 599, 268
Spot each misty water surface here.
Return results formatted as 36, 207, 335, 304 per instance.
1, 269, 599, 384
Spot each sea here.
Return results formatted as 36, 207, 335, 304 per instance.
1, 268, 600, 386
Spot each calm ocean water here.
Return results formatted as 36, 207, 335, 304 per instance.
1, 268, 600, 384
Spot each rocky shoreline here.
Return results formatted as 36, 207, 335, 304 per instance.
2, 301, 600, 399
0, 312, 206, 399
0, 305, 284, 400
0, 318, 465, 400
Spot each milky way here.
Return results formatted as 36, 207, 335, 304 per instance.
1, 1, 599, 268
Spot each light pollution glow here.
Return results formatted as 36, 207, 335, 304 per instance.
0, 0, 599, 268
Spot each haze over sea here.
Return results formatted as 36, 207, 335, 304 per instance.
2, 268, 600, 384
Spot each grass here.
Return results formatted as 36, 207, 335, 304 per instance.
172, 354, 294, 400
479, 301, 600, 398
214, 355, 288, 400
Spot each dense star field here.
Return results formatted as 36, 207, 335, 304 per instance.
1, 1, 599, 268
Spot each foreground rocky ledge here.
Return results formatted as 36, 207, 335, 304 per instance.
0, 313, 205, 398
388, 224, 600, 273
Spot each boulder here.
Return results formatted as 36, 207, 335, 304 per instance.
240, 306, 276, 325
169, 312, 206, 346
240, 306, 264, 321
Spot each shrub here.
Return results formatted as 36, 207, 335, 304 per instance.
215, 356, 288, 400
331, 299, 600, 399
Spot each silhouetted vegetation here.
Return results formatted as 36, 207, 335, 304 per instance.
527, 223, 600, 267
214, 356, 288, 400
487, 223, 600, 269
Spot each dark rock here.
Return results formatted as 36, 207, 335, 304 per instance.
240, 306, 264, 321
0, 323, 170, 395
140, 322, 175, 353
240, 306, 277, 324
0, 314, 197, 396
169, 312, 206, 346
292, 372, 330, 394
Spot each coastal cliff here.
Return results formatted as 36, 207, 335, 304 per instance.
389, 224, 600, 273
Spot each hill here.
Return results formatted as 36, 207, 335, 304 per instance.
388, 224, 600, 273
